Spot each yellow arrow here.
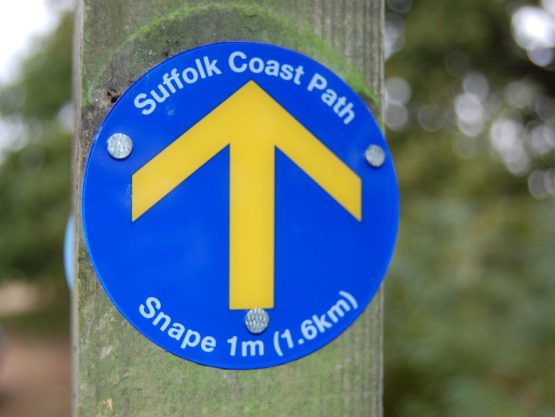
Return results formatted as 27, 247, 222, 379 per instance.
132, 81, 362, 310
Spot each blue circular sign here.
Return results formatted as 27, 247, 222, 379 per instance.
82, 42, 399, 369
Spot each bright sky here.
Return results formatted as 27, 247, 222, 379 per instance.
0, 1, 72, 159
0, 0, 71, 85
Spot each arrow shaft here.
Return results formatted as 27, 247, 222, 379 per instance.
229, 139, 275, 309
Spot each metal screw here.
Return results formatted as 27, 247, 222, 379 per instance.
245, 309, 269, 334
364, 144, 386, 168
107, 133, 133, 160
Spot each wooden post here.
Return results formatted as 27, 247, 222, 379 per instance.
73, 1, 384, 416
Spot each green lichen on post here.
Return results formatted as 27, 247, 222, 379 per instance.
84, 3, 378, 110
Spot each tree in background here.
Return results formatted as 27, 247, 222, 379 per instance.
0, 13, 72, 284
0, 2, 554, 416
384, 0, 555, 415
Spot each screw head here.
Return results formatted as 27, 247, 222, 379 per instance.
245, 309, 269, 334
107, 133, 133, 160
365, 144, 386, 168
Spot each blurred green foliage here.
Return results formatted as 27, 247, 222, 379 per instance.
385, 0, 555, 415
0, 1, 554, 416
0, 14, 72, 282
